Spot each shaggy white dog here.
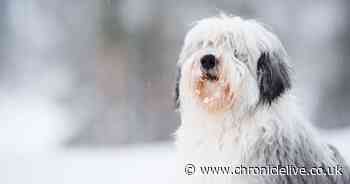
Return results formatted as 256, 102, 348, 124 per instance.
174, 15, 349, 184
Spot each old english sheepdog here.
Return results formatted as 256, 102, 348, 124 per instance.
174, 15, 350, 184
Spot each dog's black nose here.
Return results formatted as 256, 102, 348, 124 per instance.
200, 54, 217, 70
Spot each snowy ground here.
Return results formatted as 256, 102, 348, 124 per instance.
1, 129, 349, 184
0, 142, 176, 184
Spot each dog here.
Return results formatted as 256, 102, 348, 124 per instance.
174, 15, 350, 184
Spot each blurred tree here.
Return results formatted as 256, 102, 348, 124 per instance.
316, 0, 350, 129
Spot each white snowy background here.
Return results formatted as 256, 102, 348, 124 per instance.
0, 1, 349, 184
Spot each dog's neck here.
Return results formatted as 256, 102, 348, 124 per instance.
176, 94, 332, 164
177, 95, 290, 144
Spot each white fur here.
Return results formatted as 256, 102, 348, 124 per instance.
175, 15, 339, 184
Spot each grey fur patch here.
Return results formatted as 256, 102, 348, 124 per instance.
245, 131, 350, 184
257, 52, 291, 105
174, 66, 181, 109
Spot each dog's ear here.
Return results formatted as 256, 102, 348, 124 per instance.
257, 52, 291, 104
174, 66, 181, 109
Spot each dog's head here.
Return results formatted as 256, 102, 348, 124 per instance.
175, 15, 291, 114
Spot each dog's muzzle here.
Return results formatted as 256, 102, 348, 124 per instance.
191, 53, 235, 113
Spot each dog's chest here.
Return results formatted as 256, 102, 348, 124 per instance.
176, 125, 253, 184
178, 128, 242, 165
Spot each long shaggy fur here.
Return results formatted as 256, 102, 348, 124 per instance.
175, 15, 350, 184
